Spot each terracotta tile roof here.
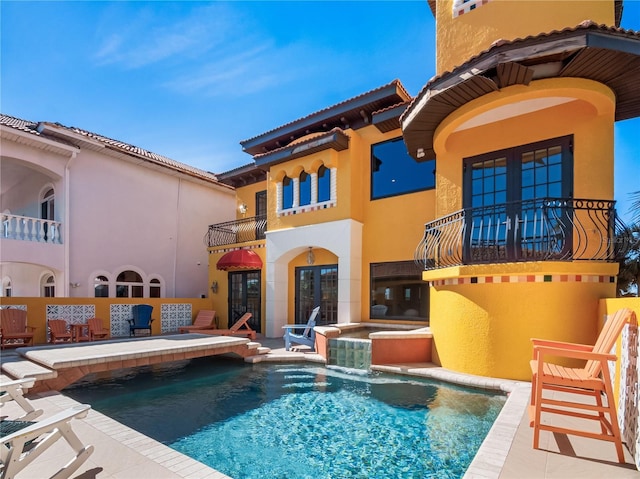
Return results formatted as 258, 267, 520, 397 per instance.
401, 21, 640, 160
240, 79, 411, 156
1, 113, 225, 186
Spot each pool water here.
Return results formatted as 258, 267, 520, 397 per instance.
65, 358, 505, 479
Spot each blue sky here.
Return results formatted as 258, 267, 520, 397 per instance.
1, 1, 638, 221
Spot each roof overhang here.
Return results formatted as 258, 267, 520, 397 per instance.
253, 128, 349, 168
401, 22, 640, 160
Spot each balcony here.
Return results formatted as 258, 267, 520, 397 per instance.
205, 215, 267, 248
415, 198, 630, 271
2, 213, 62, 244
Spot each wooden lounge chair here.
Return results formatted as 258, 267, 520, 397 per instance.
1, 404, 94, 479
87, 318, 109, 341
48, 319, 72, 344
0, 378, 43, 421
0, 309, 36, 349
529, 308, 636, 463
128, 304, 154, 336
283, 306, 320, 351
178, 310, 216, 333
195, 312, 256, 340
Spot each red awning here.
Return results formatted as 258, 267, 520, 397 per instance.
216, 249, 263, 271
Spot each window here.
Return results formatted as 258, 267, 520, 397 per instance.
282, 176, 293, 210
371, 138, 435, 200
370, 261, 428, 321
116, 270, 143, 298
318, 165, 330, 202
94, 275, 109, 297
42, 274, 55, 297
299, 171, 311, 206
150, 278, 161, 298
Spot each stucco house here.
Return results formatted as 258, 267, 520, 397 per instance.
206, 0, 639, 383
1, 114, 235, 299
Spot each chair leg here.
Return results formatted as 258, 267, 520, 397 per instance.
532, 376, 544, 450
602, 377, 625, 463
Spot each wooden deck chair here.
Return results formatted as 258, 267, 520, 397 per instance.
48, 319, 72, 344
529, 308, 636, 463
0, 309, 36, 349
87, 318, 109, 341
0, 378, 43, 421
0, 404, 94, 479
198, 312, 256, 340
128, 305, 154, 336
178, 310, 216, 333
283, 306, 320, 351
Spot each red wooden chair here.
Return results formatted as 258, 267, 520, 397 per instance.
179, 310, 216, 333
48, 319, 72, 343
87, 318, 110, 341
1, 309, 36, 349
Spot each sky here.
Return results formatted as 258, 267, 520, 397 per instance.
1, 1, 639, 222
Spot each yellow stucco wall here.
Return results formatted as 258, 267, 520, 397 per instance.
436, 0, 616, 74
428, 262, 619, 380
1, 297, 213, 345
235, 182, 266, 219
434, 78, 616, 217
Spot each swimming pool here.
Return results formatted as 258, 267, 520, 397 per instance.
65, 357, 505, 479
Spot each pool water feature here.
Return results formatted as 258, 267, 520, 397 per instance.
328, 337, 371, 369
65, 357, 505, 479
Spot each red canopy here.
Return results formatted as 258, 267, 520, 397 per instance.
216, 249, 263, 271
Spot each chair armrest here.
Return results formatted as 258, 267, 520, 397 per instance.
25, 326, 37, 332
533, 345, 617, 362
282, 325, 311, 331
1, 404, 91, 444
531, 338, 593, 351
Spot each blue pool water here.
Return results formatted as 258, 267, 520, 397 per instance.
65, 358, 505, 479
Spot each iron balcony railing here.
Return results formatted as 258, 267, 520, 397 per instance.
415, 198, 631, 270
205, 214, 267, 248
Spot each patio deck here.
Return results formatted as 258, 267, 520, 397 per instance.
1, 337, 638, 478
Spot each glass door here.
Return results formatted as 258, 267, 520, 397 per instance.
463, 136, 573, 263
295, 265, 338, 326
228, 270, 261, 333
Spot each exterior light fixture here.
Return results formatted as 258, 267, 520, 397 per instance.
239, 204, 248, 215
70, 282, 80, 288
211, 281, 218, 293
307, 247, 315, 265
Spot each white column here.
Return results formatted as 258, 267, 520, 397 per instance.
292, 178, 299, 208
276, 182, 283, 213
330, 167, 338, 203
310, 172, 318, 204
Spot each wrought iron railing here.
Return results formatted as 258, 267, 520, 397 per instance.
204, 215, 267, 247
415, 198, 631, 270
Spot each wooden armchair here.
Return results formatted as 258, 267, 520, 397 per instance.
529, 308, 636, 463
1, 308, 36, 349
87, 318, 110, 341
48, 319, 72, 343
179, 310, 216, 333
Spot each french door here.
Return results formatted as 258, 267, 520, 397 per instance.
228, 270, 261, 333
295, 265, 338, 326
463, 136, 573, 263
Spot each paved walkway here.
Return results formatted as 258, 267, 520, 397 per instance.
1, 336, 638, 479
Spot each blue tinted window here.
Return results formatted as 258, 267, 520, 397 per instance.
282, 176, 293, 209
299, 171, 311, 206
318, 165, 330, 202
371, 138, 435, 199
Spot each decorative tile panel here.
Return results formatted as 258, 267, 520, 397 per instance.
430, 275, 616, 287
109, 304, 136, 338
46, 304, 96, 341
618, 320, 639, 470
161, 303, 192, 333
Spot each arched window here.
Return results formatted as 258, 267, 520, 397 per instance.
318, 165, 331, 202
42, 274, 55, 297
282, 176, 293, 210
299, 171, 311, 206
94, 275, 109, 297
41, 188, 55, 242
116, 270, 143, 298
150, 278, 161, 298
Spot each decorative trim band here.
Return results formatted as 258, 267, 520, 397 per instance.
430, 274, 616, 287
453, 0, 491, 17
278, 201, 337, 217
